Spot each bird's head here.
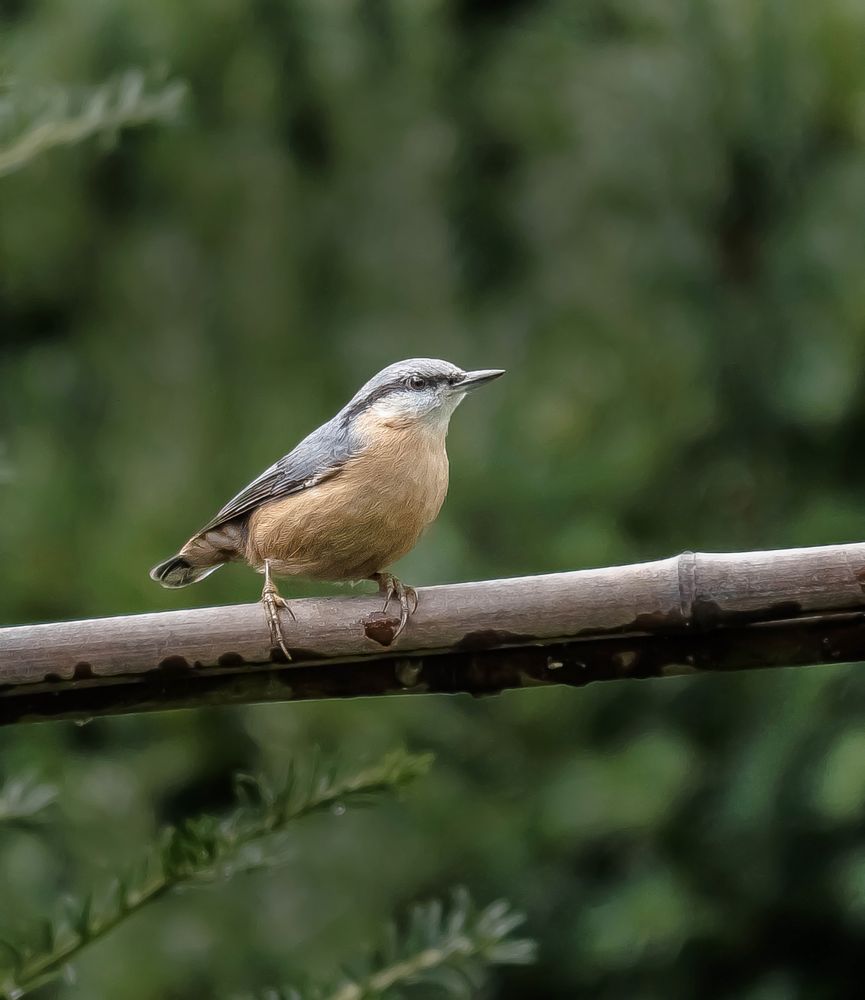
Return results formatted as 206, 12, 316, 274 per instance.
343, 358, 505, 433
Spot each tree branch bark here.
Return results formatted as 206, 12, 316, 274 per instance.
3, 542, 865, 726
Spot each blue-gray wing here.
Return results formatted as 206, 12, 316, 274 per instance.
196, 417, 355, 534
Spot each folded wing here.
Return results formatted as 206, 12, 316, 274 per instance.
196, 416, 355, 534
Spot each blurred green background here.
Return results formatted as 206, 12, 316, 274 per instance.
4, 0, 865, 996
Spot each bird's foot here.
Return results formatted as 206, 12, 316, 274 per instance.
372, 572, 418, 640
262, 576, 295, 660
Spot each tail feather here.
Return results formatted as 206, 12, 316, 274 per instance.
151, 525, 244, 589
149, 555, 223, 589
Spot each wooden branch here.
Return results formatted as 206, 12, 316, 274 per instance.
3, 542, 865, 726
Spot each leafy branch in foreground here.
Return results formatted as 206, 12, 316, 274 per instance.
0, 775, 56, 828
240, 888, 536, 1000
0, 69, 186, 178
0, 750, 431, 1000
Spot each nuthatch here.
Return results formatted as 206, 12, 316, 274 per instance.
150, 358, 504, 656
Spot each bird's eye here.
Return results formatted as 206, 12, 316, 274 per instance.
407, 375, 427, 390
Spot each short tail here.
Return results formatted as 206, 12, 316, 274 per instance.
149, 554, 223, 589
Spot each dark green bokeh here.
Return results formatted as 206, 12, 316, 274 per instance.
3, 0, 865, 996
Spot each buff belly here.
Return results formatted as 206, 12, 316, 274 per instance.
244, 430, 449, 582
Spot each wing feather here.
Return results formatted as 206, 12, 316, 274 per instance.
195, 417, 354, 535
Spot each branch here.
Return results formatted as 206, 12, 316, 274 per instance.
3, 542, 865, 726
0, 750, 431, 999
240, 888, 535, 1000
0, 70, 186, 178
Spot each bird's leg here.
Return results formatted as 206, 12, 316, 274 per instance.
370, 572, 418, 640
262, 560, 295, 660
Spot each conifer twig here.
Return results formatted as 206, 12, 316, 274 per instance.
0, 775, 56, 827
0, 70, 186, 177
0, 750, 431, 1000
240, 888, 536, 1000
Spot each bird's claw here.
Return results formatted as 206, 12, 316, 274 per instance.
262, 585, 294, 660
377, 573, 418, 640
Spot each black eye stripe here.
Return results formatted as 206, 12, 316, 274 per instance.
341, 371, 456, 426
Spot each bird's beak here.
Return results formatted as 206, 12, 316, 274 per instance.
456, 368, 506, 391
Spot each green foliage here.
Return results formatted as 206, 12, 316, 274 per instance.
4, 0, 865, 997
243, 889, 534, 1000
0, 775, 56, 828
0, 751, 432, 1000
0, 70, 185, 177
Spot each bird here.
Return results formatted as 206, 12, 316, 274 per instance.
150, 358, 504, 657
